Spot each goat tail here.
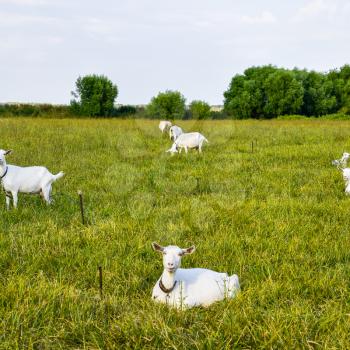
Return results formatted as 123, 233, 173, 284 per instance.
52, 171, 64, 182
204, 137, 209, 144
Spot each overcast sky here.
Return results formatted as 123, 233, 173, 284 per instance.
0, 0, 349, 105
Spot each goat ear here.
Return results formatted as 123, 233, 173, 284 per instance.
182, 245, 195, 255
152, 242, 164, 252
4, 150, 13, 155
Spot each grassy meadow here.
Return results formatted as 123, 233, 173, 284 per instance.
1, 117, 350, 349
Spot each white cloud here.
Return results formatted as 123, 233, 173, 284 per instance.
193, 20, 212, 28
293, 0, 338, 21
0, 0, 349, 105
46, 35, 63, 44
0, 12, 55, 26
83, 17, 113, 36
0, 0, 47, 5
241, 11, 276, 24
344, 2, 350, 12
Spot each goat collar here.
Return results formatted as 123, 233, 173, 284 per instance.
0, 166, 8, 180
159, 278, 177, 294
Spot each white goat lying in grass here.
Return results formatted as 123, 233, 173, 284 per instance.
151, 243, 240, 309
166, 132, 208, 154
159, 120, 172, 133
169, 125, 183, 141
332, 152, 350, 194
0, 149, 64, 209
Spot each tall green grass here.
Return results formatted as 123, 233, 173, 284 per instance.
1, 118, 350, 349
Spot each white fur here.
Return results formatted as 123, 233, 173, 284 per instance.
166, 132, 208, 154
151, 243, 240, 309
0, 149, 64, 209
332, 152, 350, 194
159, 121, 172, 133
343, 168, 350, 195
169, 125, 183, 141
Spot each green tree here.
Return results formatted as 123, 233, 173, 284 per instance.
263, 70, 304, 117
146, 90, 186, 119
189, 100, 211, 119
224, 74, 251, 119
295, 70, 336, 116
224, 65, 278, 119
70, 75, 118, 117
224, 64, 350, 118
338, 65, 350, 114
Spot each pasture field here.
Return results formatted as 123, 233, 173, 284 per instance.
1, 117, 350, 349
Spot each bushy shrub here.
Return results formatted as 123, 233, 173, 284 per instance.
189, 100, 211, 120
110, 105, 137, 117
146, 90, 186, 119
0, 104, 71, 118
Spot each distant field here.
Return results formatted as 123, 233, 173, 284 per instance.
1, 117, 350, 349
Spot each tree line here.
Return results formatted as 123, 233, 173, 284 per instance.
224, 65, 350, 119
1, 65, 349, 119
69, 75, 214, 120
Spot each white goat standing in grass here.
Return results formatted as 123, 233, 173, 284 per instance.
169, 125, 183, 141
159, 121, 172, 133
332, 152, 350, 194
166, 132, 208, 154
0, 149, 64, 209
151, 243, 240, 309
